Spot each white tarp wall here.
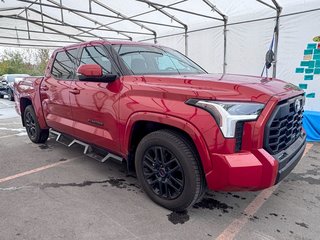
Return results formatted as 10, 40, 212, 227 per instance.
153, 0, 320, 111
0, 0, 319, 111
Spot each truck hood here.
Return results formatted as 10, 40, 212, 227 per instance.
141, 73, 304, 104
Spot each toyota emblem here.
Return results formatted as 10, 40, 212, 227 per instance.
294, 99, 301, 112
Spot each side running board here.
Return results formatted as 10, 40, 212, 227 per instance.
49, 129, 123, 163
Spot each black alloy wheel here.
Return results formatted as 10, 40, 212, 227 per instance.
135, 130, 205, 211
143, 146, 184, 200
25, 110, 37, 139
24, 105, 49, 143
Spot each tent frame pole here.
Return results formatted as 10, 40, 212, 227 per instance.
24, 8, 104, 40
15, 15, 85, 42
0, 22, 129, 41
202, 0, 227, 74
46, 0, 132, 40
138, 0, 189, 55
16, 0, 184, 30
59, 0, 64, 23
272, 0, 282, 78
223, 19, 227, 74
256, 0, 282, 78
39, 0, 45, 32
96, 0, 186, 34
25, 8, 31, 39
137, 0, 223, 21
91, 0, 157, 43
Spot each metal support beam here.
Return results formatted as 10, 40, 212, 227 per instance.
76, 0, 186, 41
103, 0, 186, 28
89, 0, 92, 13
15, 27, 20, 46
0, 42, 65, 48
10, 17, 154, 36
0, 23, 129, 41
137, 0, 224, 21
59, 0, 64, 23
46, 0, 132, 40
39, 0, 45, 32
25, 8, 31, 39
15, 15, 85, 42
202, 0, 228, 74
17, 0, 184, 29
25, 8, 105, 41
0, 35, 79, 44
91, 0, 157, 43
138, 0, 189, 55
256, 0, 277, 11
256, 0, 282, 78
0, 7, 26, 12
223, 19, 227, 74
17, 0, 37, 17
272, 0, 282, 78
202, 0, 226, 20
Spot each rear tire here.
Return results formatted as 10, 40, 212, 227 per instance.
0, 94, 3, 99
135, 129, 205, 211
24, 105, 49, 143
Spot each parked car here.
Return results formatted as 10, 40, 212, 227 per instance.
14, 40, 306, 211
0, 76, 7, 98
2, 74, 30, 101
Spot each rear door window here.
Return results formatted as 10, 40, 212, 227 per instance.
51, 49, 78, 80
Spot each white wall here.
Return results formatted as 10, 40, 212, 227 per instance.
154, 6, 320, 111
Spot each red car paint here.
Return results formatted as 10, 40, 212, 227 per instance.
14, 40, 306, 191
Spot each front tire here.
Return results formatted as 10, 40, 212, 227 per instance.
24, 105, 49, 143
135, 130, 205, 211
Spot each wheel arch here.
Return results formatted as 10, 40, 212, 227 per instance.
123, 112, 212, 175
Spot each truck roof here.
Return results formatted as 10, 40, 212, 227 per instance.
54, 40, 155, 52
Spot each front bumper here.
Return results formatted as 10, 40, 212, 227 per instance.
0, 87, 6, 95
205, 134, 306, 191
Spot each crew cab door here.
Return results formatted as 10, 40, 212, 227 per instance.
69, 44, 122, 152
41, 48, 78, 135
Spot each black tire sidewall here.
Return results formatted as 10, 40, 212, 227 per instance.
135, 131, 199, 211
8, 89, 14, 101
24, 105, 42, 143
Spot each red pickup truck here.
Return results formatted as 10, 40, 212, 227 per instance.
14, 40, 306, 211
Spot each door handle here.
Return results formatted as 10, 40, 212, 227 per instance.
41, 85, 49, 91
69, 88, 80, 95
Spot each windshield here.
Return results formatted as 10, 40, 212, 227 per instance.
6, 74, 29, 83
112, 44, 206, 75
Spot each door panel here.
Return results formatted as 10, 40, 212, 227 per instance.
70, 80, 121, 152
70, 44, 122, 153
41, 48, 78, 135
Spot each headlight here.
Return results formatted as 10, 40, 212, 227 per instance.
186, 99, 264, 138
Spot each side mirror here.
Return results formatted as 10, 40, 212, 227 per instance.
77, 64, 117, 83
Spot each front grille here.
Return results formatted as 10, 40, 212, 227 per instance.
264, 96, 304, 155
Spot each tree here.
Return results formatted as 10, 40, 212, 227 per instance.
0, 48, 50, 76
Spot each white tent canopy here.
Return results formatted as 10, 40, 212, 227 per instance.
0, 0, 317, 47
1, 0, 320, 110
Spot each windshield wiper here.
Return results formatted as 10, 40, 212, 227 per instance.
119, 50, 163, 56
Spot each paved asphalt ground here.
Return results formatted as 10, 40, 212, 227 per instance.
0, 97, 319, 240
